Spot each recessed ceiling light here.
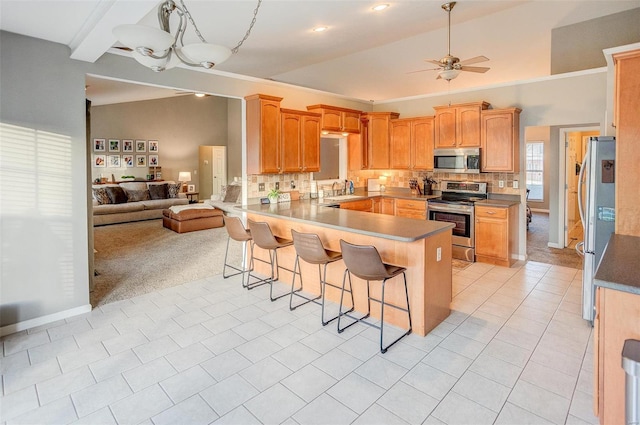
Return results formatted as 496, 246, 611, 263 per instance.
194, 93, 206, 97
313, 26, 329, 33
372, 4, 389, 11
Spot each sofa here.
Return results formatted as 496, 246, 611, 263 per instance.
92, 181, 188, 226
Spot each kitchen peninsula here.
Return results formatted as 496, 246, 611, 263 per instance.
238, 200, 454, 336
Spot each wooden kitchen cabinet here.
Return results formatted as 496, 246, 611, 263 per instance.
434, 101, 489, 148
390, 116, 435, 170
481, 108, 521, 173
395, 198, 427, 220
246, 94, 283, 174
362, 112, 400, 169
306, 104, 361, 134
475, 204, 518, 267
280, 109, 321, 173
340, 198, 373, 212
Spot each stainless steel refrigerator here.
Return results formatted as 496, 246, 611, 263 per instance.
576, 136, 616, 322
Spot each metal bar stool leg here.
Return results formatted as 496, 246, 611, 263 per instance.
289, 255, 317, 310
380, 272, 412, 353
320, 262, 353, 326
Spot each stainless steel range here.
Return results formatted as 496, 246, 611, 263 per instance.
427, 181, 488, 262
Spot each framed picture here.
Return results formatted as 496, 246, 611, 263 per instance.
108, 139, 120, 152
136, 140, 146, 152
94, 154, 106, 167
148, 140, 159, 152
108, 155, 121, 167
187, 184, 196, 193
122, 139, 134, 152
136, 155, 147, 167
93, 138, 106, 152
123, 155, 134, 168
148, 154, 159, 167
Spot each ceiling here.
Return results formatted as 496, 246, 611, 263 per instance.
2, 0, 639, 105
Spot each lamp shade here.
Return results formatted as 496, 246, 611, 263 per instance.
178, 172, 192, 182
113, 24, 174, 55
181, 43, 232, 68
438, 69, 461, 81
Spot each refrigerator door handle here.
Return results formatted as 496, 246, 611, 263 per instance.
577, 140, 590, 228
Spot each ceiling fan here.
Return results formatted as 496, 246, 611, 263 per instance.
416, 2, 490, 81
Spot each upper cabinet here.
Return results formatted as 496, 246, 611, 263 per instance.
281, 109, 321, 173
306, 104, 361, 134
246, 94, 282, 174
390, 116, 435, 170
480, 108, 521, 173
434, 101, 489, 148
362, 112, 400, 169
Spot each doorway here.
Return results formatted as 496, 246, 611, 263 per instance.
199, 146, 227, 200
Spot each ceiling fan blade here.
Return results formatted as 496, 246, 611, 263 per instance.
459, 66, 490, 73
424, 59, 443, 66
407, 67, 441, 74
458, 55, 489, 66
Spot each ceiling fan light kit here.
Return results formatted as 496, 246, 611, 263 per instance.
112, 0, 261, 72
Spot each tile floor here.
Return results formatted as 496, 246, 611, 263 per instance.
1, 261, 598, 425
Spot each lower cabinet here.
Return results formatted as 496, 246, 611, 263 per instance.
340, 198, 373, 212
475, 204, 518, 267
395, 199, 427, 219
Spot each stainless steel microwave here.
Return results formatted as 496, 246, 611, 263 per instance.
433, 148, 481, 173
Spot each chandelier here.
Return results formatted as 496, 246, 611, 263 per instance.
113, 0, 262, 72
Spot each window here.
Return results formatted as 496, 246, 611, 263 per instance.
526, 142, 544, 201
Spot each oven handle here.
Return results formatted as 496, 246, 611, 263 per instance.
427, 204, 474, 214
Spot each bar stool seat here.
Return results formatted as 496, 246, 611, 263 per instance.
247, 219, 294, 301
290, 229, 353, 325
222, 216, 254, 289
338, 239, 412, 353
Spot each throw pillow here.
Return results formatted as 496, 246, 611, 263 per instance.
219, 185, 228, 201
167, 182, 182, 198
148, 183, 168, 200
105, 186, 128, 204
223, 185, 241, 203
125, 189, 151, 202
92, 187, 111, 205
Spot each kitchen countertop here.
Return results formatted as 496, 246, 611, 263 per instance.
594, 234, 640, 295
236, 200, 454, 242
474, 199, 520, 208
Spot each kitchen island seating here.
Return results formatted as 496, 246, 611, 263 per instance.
222, 216, 254, 289
338, 240, 412, 353
247, 219, 294, 301
290, 229, 354, 325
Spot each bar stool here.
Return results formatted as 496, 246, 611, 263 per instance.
290, 229, 354, 325
337, 239, 412, 353
247, 219, 294, 301
222, 216, 254, 289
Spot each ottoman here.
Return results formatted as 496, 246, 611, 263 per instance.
162, 206, 224, 233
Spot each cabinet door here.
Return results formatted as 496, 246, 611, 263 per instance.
475, 210, 508, 260
390, 119, 411, 169
481, 110, 518, 172
281, 112, 301, 173
348, 134, 363, 171
412, 117, 434, 170
322, 109, 342, 132
302, 114, 320, 172
260, 100, 282, 173
381, 198, 395, 215
369, 115, 392, 169
340, 199, 373, 212
457, 105, 482, 148
434, 108, 456, 148
343, 111, 361, 133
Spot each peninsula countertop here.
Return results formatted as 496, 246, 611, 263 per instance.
595, 234, 640, 295
236, 200, 454, 242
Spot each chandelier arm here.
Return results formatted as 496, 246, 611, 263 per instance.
231, 0, 262, 54
158, 0, 175, 33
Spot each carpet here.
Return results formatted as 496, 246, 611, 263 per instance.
92, 219, 243, 307
527, 212, 582, 269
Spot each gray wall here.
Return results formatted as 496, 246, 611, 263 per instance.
91, 95, 230, 189
551, 8, 640, 74
227, 98, 243, 182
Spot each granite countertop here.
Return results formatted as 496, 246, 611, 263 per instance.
236, 200, 454, 242
594, 234, 640, 295
320, 188, 439, 203
474, 199, 520, 208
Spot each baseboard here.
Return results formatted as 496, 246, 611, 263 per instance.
0, 304, 92, 337
547, 242, 563, 249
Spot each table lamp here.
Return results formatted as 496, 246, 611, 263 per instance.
178, 171, 192, 192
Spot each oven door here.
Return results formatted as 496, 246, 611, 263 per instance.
427, 205, 474, 247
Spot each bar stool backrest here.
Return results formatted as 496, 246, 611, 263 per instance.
224, 216, 252, 242
291, 229, 332, 264
340, 240, 390, 281
248, 220, 280, 249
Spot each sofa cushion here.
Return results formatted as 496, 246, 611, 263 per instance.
125, 189, 151, 202
141, 198, 189, 210
92, 187, 111, 205
105, 186, 128, 204
119, 182, 148, 191
148, 183, 168, 200
167, 182, 182, 198
93, 202, 145, 215
223, 185, 241, 203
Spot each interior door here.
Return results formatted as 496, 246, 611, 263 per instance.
212, 146, 227, 197
566, 132, 580, 247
